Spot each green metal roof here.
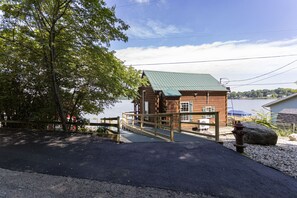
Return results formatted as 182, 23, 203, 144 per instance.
162, 89, 182, 97
143, 70, 227, 96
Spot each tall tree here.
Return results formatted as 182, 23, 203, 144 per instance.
0, 0, 145, 130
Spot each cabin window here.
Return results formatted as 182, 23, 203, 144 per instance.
144, 101, 149, 114
202, 106, 215, 118
180, 102, 190, 121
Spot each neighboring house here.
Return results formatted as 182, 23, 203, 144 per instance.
263, 93, 297, 123
133, 70, 228, 128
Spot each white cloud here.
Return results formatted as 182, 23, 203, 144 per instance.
116, 39, 297, 91
130, 0, 150, 4
129, 0, 167, 6
127, 19, 190, 38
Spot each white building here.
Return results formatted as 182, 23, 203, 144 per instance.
263, 93, 297, 124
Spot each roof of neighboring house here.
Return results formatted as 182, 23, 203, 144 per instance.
263, 93, 297, 107
143, 70, 227, 96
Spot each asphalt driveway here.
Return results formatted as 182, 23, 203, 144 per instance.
0, 128, 297, 198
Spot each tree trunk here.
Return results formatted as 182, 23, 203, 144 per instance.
49, 26, 67, 132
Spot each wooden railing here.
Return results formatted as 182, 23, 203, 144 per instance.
100, 117, 121, 134
122, 112, 174, 142
178, 112, 220, 142
0, 116, 121, 142
122, 112, 220, 142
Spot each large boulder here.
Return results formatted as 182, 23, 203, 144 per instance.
241, 122, 278, 145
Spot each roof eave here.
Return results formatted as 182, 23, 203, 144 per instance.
263, 93, 297, 107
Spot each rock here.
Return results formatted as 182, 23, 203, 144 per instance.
288, 134, 297, 141
241, 122, 278, 145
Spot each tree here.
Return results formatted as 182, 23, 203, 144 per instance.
228, 88, 297, 99
0, 0, 145, 130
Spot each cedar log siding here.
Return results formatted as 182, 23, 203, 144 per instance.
179, 91, 227, 128
138, 86, 158, 116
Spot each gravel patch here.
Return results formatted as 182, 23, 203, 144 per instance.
0, 168, 215, 198
222, 135, 297, 179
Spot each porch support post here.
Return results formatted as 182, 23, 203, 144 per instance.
215, 112, 220, 142
141, 90, 145, 129
170, 114, 174, 142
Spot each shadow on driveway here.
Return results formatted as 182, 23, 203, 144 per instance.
0, 128, 297, 198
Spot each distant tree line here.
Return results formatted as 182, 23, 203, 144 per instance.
228, 88, 297, 99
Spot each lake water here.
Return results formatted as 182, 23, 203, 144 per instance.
84, 99, 274, 121
227, 99, 274, 115
84, 100, 134, 122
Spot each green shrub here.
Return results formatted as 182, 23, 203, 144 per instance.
275, 128, 293, 137
252, 110, 295, 137
97, 126, 107, 134
252, 110, 277, 129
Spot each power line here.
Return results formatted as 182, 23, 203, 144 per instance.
229, 59, 297, 82
127, 53, 297, 66
229, 65, 297, 88
229, 82, 297, 87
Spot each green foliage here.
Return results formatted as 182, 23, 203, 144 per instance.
252, 110, 295, 137
96, 126, 107, 134
274, 123, 295, 137
275, 128, 293, 137
229, 88, 297, 99
252, 110, 277, 129
0, 0, 145, 123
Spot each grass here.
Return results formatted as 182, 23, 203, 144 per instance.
275, 129, 293, 137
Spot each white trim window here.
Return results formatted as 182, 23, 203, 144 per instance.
144, 101, 149, 114
144, 101, 149, 120
180, 102, 190, 121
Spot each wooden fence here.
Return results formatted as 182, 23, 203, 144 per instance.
122, 112, 175, 141
0, 116, 121, 142
122, 112, 220, 142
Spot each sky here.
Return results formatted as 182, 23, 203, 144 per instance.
105, 0, 297, 91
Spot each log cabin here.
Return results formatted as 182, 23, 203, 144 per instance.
133, 70, 228, 129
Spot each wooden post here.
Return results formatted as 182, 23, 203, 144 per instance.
170, 114, 174, 142
117, 116, 120, 142
157, 115, 160, 129
215, 112, 220, 142
154, 115, 157, 135
117, 116, 120, 134
292, 123, 296, 132
124, 113, 129, 129
132, 114, 135, 126
178, 113, 182, 132
142, 89, 146, 127
140, 114, 144, 129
